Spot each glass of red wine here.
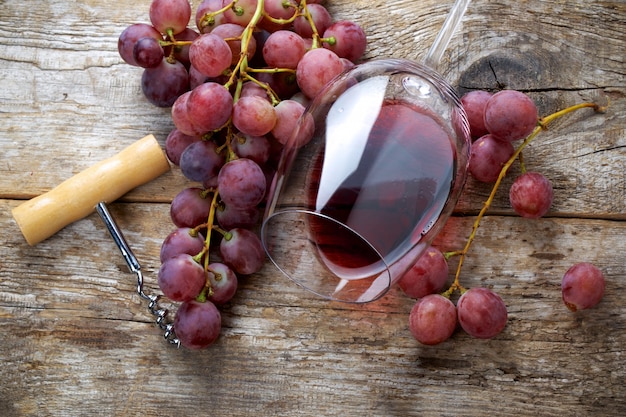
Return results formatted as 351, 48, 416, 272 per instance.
261, 0, 472, 303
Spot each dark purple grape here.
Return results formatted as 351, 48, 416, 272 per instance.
179, 140, 225, 183
217, 158, 266, 209
457, 288, 507, 339
118, 23, 163, 67
174, 300, 221, 349
562, 262, 606, 311
409, 294, 457, 345
141, 58, 189, 107
133, 37, 164, 68
165, 128, 201, 165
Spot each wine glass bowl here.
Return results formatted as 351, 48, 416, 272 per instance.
261, 58, 471, 303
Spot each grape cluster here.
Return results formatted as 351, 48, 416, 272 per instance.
400, 90, 607, 346
118, 0, 367, 349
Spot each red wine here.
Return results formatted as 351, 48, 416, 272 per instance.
306, 100, 456, 279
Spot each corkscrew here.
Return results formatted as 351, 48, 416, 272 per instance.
96, 202, 179, 347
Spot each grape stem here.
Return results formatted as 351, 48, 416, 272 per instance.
442, 101, 606, 298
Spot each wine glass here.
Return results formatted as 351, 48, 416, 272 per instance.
261, 0, 472, 303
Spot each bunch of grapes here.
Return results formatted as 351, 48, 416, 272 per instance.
399, 89, 607, 346
118, 0, 367, 349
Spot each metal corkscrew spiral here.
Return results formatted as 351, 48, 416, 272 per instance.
96, 202, 180, 347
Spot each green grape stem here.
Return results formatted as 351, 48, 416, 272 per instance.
443, 101, 606, 298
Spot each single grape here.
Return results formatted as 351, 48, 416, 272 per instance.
160, 227, 206, 263
232, 96, 277, 136
262, 30, 306, 70
216, 204, 260, 230
195, 0, 227, 33
509, 172, 554, 219
484, 90, 538, 142
212, 23, 257, 66
118, 23, 163, 67
185, 81, 234, 134
170, 187, 213, 228
133, 37, 164, 68
231, 134, 271, 165
157, 254, 206, 302
460, 90, 493, 139
469, 134, 515, 183
293, 4, 332, 38
296, 48, 344, 99
271, 99, 306, 145
457, 288, 508, 339
561, 262, 606, 312
141, 58, 189, 107
409, 294, 457, 345
189, 33, 232, 78
174, 300, 221, 349
263, 0, 298, 22
322, 20, 367, 63
149, 0, 192, 35
165, 128, 201, 165
207, 262, 238, 304
217, 158, 267, 209
222, 0, 258, 26
219, 228, 266, 275
398, 246, 449, 299
170, 28, 200, 66
179, 140, 225, 183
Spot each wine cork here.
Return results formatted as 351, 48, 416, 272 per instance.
12, 134, 171, 245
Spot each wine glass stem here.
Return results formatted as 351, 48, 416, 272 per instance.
423, 0, 472, 71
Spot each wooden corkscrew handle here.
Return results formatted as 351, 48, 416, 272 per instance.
12, 134, 171, 245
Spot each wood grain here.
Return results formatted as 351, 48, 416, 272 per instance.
0, 0, 624, 416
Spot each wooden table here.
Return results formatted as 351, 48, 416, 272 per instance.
1, 1, 624, 415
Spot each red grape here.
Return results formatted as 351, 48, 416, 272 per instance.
222, 0, 258, 26
469, 134, 515, 183
271, 99, 306, 145
170, 187, 213, 228
207, 262, 238, 304
133, 37, 164, 68
398, 246, 449, 299
195, 0, 227, 33
408, 294, 457, 345
160, 227, 206, 263
509, 172, 554, 219
174, 300, 221, 349
232, 96, 277, 136
457, 288, 508, 339
262, 30, 306, 70
164, 128, 201, 166
561, 262, 606, 311
460, 90, 492, 139
484, 90, 538, 142
293, 4, 332, 38
219, 228, 266, 275
212, 23, 257, 66
179, 140, 225, 183
141, 58, 189, 107
185, 82, 234, 134
215, 204, 260, 230
157, 254, 207, 302
218, 158, 267, 209
322, 20, 367, 63
296, 48, 344, 99
231, 134, 271, 165
189, 33, 232, 78
149, 0, 192, 35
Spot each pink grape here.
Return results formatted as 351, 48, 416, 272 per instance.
457, 288, 508, 339
212, 23, 257, 66
216, 204, 260, 230
509, 172, 554, 219
262, 30, 306, 70
232, 96, 277, 136
141, 58, 189, 107
118, 23, 163, 67
561, 262, 606, 312
195, 0, 227, 33
207, 262, 238, 304
271, 99, 306, 145
484, 90, 538, 142
157, 254, 206, 302
174, 300, 221, 349
296, 48, 344, 99
217, 158, 267, 209
469, 134, 515, 183
398, 246, 449, 299
219, 228, 266, 275
189, 33, 232, 78
149, 0, 192, 35
460, 90, 493, 139
322, 20, 367, 63
185, 82, 233, 133
170, 187, 213, 228
160, 227, 206, 263
409, 294, 457, 345
231, 134, 271, 165
222, 0, 258, 26
165, 128, 201, 165
294, 4, 332, 38
263, 0, 299, 25
179, 140, 225, 183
